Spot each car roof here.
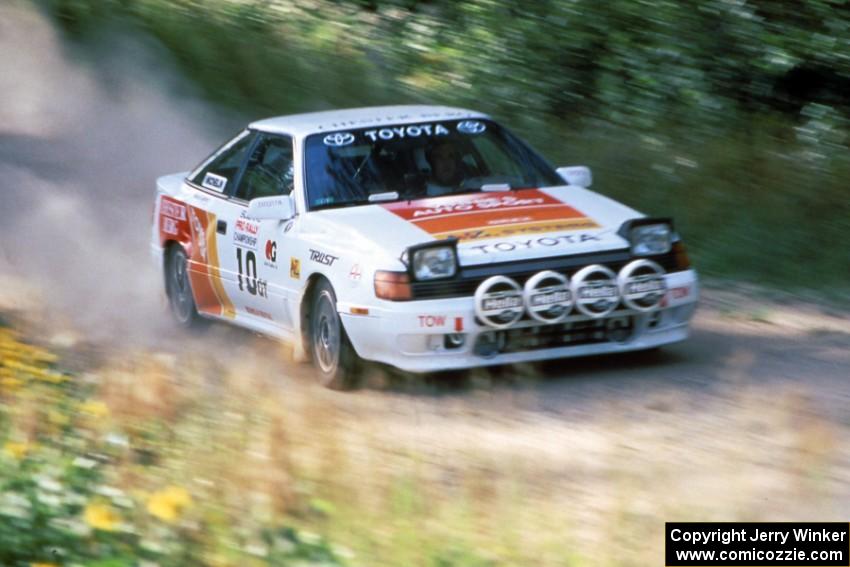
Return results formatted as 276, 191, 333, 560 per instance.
249, 105, 490, 137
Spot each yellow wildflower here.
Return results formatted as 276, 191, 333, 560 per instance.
47, 409, 70, 428
38, 370, 67, 384
146, 486, 192, 522
84, 502, 119, 531
4, 441, 29, 460
80, 400, 109, 419
0, 375, 24, 391
32, 350, 58, 363
32, 563, 59, 567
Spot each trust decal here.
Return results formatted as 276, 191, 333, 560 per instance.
309, 249, 338, 266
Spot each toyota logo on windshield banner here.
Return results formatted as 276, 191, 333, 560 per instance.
322, 132, 355, 147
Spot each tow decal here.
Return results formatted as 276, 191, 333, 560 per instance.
382, 189, 598, 241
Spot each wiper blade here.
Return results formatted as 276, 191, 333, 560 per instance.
481, 183, 511, 192
368, 191, 399, 202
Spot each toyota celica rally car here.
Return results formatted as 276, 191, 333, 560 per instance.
151, 105, 698, 389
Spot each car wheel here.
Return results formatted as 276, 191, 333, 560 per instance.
166, 246, 202, 328
310, 279, 359, 390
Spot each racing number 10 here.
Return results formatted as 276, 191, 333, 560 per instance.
236, 249, 267, 297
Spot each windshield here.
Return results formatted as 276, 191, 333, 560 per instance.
304, 119, 563, 210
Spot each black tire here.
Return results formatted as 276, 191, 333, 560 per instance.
309, 279, 360, 390
165, 246, 203, 328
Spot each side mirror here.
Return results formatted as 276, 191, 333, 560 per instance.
556, 166, 592, 188
247, 194, 295, 221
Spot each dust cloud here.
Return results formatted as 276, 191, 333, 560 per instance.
0, 2, 239, 344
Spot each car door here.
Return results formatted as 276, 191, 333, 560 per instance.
180, 130, 257, 319
216, 132, 297, 330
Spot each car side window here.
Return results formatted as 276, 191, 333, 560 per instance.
233, 134, 295, 201
189, 131, 256, 193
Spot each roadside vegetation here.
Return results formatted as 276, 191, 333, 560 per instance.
2, 310, 847, 566
43, 0, 850, 293
0, 322, 347, 566
0, 314, 588, 566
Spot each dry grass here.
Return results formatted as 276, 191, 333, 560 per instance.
54, 337, 850, 565
2, 295, 849, 565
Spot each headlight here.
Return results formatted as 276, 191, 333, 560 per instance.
412, 246, 457, 280
630, 223, 672, 256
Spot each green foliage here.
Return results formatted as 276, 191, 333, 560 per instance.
41, 0, 850, 290
0, 328, 347, 567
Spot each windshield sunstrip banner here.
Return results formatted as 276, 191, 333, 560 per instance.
382, 189, 599, 241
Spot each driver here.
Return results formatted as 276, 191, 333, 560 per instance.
425, 141, 465, 196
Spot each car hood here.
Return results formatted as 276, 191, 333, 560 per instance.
304, 186, 642, 268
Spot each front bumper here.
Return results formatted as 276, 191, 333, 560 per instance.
340, 269, 699, 373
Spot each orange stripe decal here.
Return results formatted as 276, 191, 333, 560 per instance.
205, 212, 236, 319
382, 189, 598, 241
186, 207, 222, 316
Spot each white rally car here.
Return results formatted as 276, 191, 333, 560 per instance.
151, 105, 698, 389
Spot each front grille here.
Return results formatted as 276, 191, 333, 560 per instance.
474, 315, 636, 355
411, 248, 678, 300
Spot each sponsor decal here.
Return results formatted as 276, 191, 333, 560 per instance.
456, 120, 486, 134
189, 208, 208, 262
235, 217, 259, 235
363, 123, 449, 142
290, 257, 301, 280
524, 270, 573, 323
530, 291, 571, 306
323, 132, 355, 147
469, 233, 602, 254
577, 285, 617, 299
483, 295, 523, 310
158, 196, 190, 243
160, 200, 186, 220
449, 220, 599, 241
162, 217, 179, 236
670, 285, 691, 299
618, 259, 666, 311
202, 172, 227, 192
245, 306, 273, 320
474, 276, 525, 329
234, 232, 257, 249
265, 240, 277, 263
626, 280, 665, 294
233, 215, 259, 250
571, 265, 619, 318
254, 196, 289, 209
418, 315, 447, 328
382, 189, 599, 242
309, 249, 338, 266
349, 264, 362, 281
407, 193, 549, 219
